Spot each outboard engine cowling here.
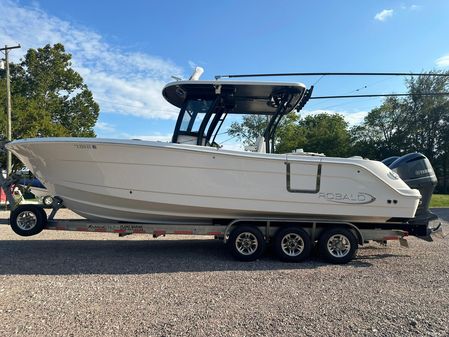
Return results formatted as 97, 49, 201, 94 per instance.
389, 152, 438, 236
381, 156, 400, 167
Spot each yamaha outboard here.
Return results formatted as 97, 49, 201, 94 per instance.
381, 156, 400, 167
388, 152, 439, 237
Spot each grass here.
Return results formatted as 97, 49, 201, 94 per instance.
430, 194, 449, 208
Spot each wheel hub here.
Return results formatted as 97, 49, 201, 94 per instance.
235, 232, 258, 255
16, 211, 38, 230
327, 234, 351, 258
281, 233, 304, 256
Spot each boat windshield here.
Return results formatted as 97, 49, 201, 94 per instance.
179, 99, 214, 133
172, 98, 216, 145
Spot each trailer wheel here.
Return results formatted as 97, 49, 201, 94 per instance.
274, 227, 312, 262
228, 226, 266, 261
10, 205, 47, 237
319, 228, 358, 264
42, 196, 53, 207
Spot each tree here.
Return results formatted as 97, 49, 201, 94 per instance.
402, 74, 449, 162
0, 43, 99, 141
275, 112, 306, 154
228, 114, 269, 149
296, 113, 350, 157
350, 97, 409, 159
227, 112, 351, 156
351, 71, 449, 192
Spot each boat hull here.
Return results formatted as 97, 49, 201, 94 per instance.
7, 138, 421, 224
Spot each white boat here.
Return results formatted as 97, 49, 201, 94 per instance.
5, 75, 434, 230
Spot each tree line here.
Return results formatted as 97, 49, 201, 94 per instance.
228, 72, 449, 193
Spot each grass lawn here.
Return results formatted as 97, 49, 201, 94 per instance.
430, 194, 449, 208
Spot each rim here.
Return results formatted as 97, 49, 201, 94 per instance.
281, 233, 305, 257
327, 234, 351, 258
16, 211, 38, 230
235, 232, 259, 256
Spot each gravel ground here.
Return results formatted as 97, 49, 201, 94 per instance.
0, 208, 449, 337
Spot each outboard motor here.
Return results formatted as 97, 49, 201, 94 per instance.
381, 156, 400, 167
388, 153, 438, 237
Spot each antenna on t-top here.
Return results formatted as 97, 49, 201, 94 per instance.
189, 67, 204, 81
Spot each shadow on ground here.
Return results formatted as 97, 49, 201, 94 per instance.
0, 238, 409, 275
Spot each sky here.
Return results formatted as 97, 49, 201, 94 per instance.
0, 0, 448, 149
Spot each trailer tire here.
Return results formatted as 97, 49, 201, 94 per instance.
319, 227, 358, 264
10, 205, 47, 237
228, 226, 266, 261
274, 227, 311, 262
38, 206, 48, 222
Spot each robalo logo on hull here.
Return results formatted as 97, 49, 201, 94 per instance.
318, 192, 376, 204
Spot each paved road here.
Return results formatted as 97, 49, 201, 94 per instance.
432, 208, 449, 222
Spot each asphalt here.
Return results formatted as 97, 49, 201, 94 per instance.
431, 208, 449, 222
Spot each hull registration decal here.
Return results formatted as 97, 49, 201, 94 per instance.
74, 144, 97, 149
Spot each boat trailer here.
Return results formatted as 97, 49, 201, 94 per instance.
0, 164, 443, 264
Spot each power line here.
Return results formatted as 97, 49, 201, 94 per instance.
215, 72, 449, 80
305, 76, 397, 110
310, 92, 449, 100
305, 96, 380, 112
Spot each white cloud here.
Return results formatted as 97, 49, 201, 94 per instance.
374, 9, 394, 21
301, 109, 367, 126
400, 4, 421, 11
94, 121, 116, 133
436, 54, 449, 68
0, 0, 183, 120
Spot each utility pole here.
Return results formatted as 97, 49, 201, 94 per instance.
0, 44, 21, 176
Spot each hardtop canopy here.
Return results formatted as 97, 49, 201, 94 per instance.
163, 80, 307, 115
162, 80, 312, 153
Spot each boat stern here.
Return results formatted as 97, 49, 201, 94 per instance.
388, 153, 440, 238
